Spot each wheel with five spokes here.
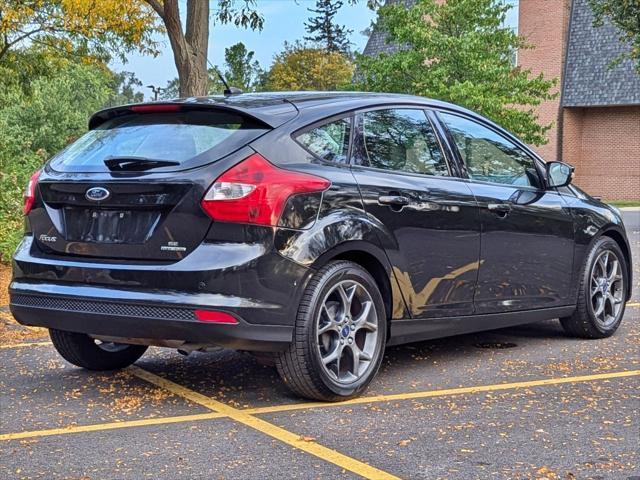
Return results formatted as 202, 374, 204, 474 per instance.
276, 261, 387, 401
560, 237, 628, 338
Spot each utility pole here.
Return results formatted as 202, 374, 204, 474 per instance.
146, 85, 163, 101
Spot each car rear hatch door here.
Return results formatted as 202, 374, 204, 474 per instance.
31, 104, 276, 261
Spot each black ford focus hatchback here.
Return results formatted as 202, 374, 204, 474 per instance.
10, 92, 632, 401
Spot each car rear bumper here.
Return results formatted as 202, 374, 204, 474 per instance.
9, 283, 293, 351
10, 236, 312, 351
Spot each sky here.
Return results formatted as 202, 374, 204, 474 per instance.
110, 1, 377, 99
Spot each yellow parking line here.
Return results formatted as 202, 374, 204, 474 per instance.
627, 302, 640, 307
1, 369, 638, 453
0, 412, 225, 441
129, 366, 400, 480
245, 369, 640, 415
0, 341, 51, 349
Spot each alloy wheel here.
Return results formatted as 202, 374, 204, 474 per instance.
94, 339, 130, 353
590, 250, 624, 328
316, 280, 379, 384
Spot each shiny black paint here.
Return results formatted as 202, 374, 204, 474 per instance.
352, 167, 481, 318
349, 108, 481, 319
428, 109, 576, 313
464, 183, 575, 313
558, 191, 632, 301
10, 93, 632, 351
34, 155, 226, 262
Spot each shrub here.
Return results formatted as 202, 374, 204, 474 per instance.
0, 62, 113, 262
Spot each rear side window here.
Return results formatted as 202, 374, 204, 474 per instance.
49, 110, 269, 172
296, 118, 351, 164
358, 109, 449, 176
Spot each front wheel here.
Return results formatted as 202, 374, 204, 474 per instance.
276, 261, 387, 401
50, 329, 148, 370
560, 237, 628, 339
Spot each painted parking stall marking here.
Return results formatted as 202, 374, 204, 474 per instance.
0, 412, 225, 442
2, 368, 637, 438
0, 340, 50, 349
128, 366, 401, 480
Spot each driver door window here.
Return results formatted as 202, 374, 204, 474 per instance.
440, 112, 540, 188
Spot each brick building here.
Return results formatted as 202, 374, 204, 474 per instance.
363, 0, 640, 200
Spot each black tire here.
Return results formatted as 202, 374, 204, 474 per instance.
248, 351, 277, 367
49, 329, 148, 370
560, 237, 628, 339
276, 260, 387, 401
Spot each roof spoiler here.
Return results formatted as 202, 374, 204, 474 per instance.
88, 101, 297, 130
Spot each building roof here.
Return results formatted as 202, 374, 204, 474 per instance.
362, 0, 640, 107
362, 0, 414, 57
562, 0, 640, 107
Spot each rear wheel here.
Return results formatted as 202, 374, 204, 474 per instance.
49, 329, 148, 370
560, 237, 628, 338
276, 261, 387, 401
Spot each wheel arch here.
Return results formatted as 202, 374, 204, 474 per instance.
310, 241, 402, 329
600, 228, 633, 301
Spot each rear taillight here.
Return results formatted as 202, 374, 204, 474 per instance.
201, 153, 330, 226
23, 170, 41, 215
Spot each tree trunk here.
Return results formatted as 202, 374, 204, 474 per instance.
146, 0, 210, 97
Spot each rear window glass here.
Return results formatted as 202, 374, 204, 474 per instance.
49, 110, 268, 172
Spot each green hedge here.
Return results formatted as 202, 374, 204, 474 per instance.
0, 62, 113, 262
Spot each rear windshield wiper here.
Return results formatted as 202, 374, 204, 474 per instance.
104, 156, 180, 171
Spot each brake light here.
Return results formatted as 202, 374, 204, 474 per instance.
201, 153, 330, 226
130, 104, 181, 113
195, 310, 238, 324
23, 170, 41, 215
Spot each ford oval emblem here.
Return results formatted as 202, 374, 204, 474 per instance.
85, 187, 111, 202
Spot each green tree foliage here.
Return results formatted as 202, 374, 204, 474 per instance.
589, 0, 640, 73
105, 71, 145, 107
161, 77, 181, 99
355, 0, 558, 145
0, 51, 140, 261
161, 41, 263, 97
222, 42, 264, 91
266, 41, 354, 91
146, 0, 383, 95
304, 0, 353, 54
144, 0, 265, 96
0, 0, 161, 63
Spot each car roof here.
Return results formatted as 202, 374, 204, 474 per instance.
90, 92, 474, 130
175, 91, 463, 114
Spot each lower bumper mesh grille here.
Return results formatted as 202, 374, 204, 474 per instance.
11, 294, 196, 321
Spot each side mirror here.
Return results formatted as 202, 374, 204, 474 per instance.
546, 161, 574, 188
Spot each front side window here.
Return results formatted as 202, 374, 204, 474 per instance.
440, 112, 540, 187
296, 117, 351, 164
359, 109, 449, 176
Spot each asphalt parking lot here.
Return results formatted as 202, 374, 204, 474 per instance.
1, 210, 638, 480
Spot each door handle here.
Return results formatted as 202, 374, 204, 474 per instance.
378, 195, 410, 207
487, 203, 512, 216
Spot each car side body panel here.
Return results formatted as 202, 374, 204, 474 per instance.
254, 130, 411, 320
558, 191, 632, 301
